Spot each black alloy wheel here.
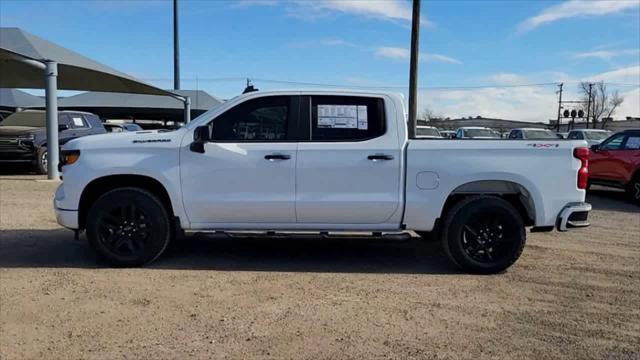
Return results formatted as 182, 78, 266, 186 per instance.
441, 196, 526, 274
86, 188, 172, 267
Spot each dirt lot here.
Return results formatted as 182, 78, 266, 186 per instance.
1, 174, 639, 360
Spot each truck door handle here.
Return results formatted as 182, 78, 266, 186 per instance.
264, 154, 291, 161
368, 154, 394, 161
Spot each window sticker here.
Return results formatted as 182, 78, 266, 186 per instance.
357, 105, 368, 130
72, 117, 84, 127
318, 105, 359, 129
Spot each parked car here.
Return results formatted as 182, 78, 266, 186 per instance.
0, 110, 105, 174
0, 110, 12, 122
588, 129, 640, 204
567, 129, 612, 146
508, 128, 558, 140
454, 127, 501, 139
415, 125, 441, 139
104, 123, 144, 133
556, 132, 568, 139
54, 90, 591, 274
439, 130, 455, 139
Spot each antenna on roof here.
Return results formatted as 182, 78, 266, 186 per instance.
242, 78, 259, 94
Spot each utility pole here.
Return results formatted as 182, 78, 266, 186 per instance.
555, 83, 563, 132
407, 0, 421, 139
173, 0, 180, 90
586, 83, 593, 129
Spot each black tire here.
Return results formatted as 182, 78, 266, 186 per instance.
36, 146, 47, 174
626, 174, 640, 205
441, 196, 526, 274
86, 188, 173, 267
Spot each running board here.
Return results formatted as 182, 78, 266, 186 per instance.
189, 231, 412, 241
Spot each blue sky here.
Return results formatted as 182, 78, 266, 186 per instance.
1, 0, 639, 121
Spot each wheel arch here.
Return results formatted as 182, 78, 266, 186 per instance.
78, 174, 175, 230
442, 180, 537, 226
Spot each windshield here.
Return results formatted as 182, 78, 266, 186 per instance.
585, 131, 610, 140
523, 130, 557, 139
416, 127, 440, 137
466, 129, 498, 138
0, 112, 45, 128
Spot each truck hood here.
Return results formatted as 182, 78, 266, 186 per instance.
64, 129, 184, 150
0, 126, 43, 137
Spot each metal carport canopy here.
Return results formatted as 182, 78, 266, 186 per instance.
0, 88, 45, 110
37, 89, 222, 122
0, 27, 189, 178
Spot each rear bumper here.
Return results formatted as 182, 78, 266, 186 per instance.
557, 202, 591, 231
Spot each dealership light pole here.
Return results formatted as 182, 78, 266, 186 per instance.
173, 0, 180, 90
407, 0, 421, 139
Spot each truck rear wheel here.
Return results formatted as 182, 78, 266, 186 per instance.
86, 188, 173, 267
441, 196, 526, 274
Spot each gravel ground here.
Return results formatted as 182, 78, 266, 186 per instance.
1, 174, 639, 359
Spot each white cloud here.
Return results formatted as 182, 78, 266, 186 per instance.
302, 0, 413, 22
573, 49, 640, 60
487, 73, 530, 85
236, 0, 432, 25
584, 64, 640, 83
418, 65, 640, 121
518, 0, 639, 32
374, 46, 462, 64
419, 86, 559, 122
422, 53, 462, 65
375, 46, 410, 59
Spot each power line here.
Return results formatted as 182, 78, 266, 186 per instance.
139, 77, 560, 90
138, 76, 640, 90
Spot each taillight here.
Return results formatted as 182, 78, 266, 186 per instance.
573, 147, 589, 189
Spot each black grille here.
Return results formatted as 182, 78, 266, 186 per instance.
0, 136, 19, 151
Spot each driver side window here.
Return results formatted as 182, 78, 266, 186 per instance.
600, 134, 625, 150
211, 96, 292, 142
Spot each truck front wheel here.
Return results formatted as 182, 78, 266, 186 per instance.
441, 196, 526, 274
86, 188, 173, 267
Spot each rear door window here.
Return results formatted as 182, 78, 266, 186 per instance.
307, 96, 385, 141
69, 115, 89, 129
624, 136, 640, 150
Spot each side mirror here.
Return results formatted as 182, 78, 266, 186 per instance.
58, 124, 70, 132
590, 144, 599, 152
190, 125, 211, 153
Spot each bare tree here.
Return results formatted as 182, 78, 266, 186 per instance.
419, 107, 445, 123
601, 91, 624, 129
579, 82, 625, 129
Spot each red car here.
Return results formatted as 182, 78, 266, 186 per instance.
588, 129, 640, 204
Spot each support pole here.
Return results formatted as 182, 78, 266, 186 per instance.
407, 0, 421, 139
44, 61, 59, 179
586, 83, 593, 129
184, 96, 191, 123
173, 0, 180, 90
555, 83, 563, 132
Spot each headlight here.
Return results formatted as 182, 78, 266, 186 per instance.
17, 134, 35, 148
59, 150, 81, 169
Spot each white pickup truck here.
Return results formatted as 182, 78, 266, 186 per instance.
54, 90, 591, 274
